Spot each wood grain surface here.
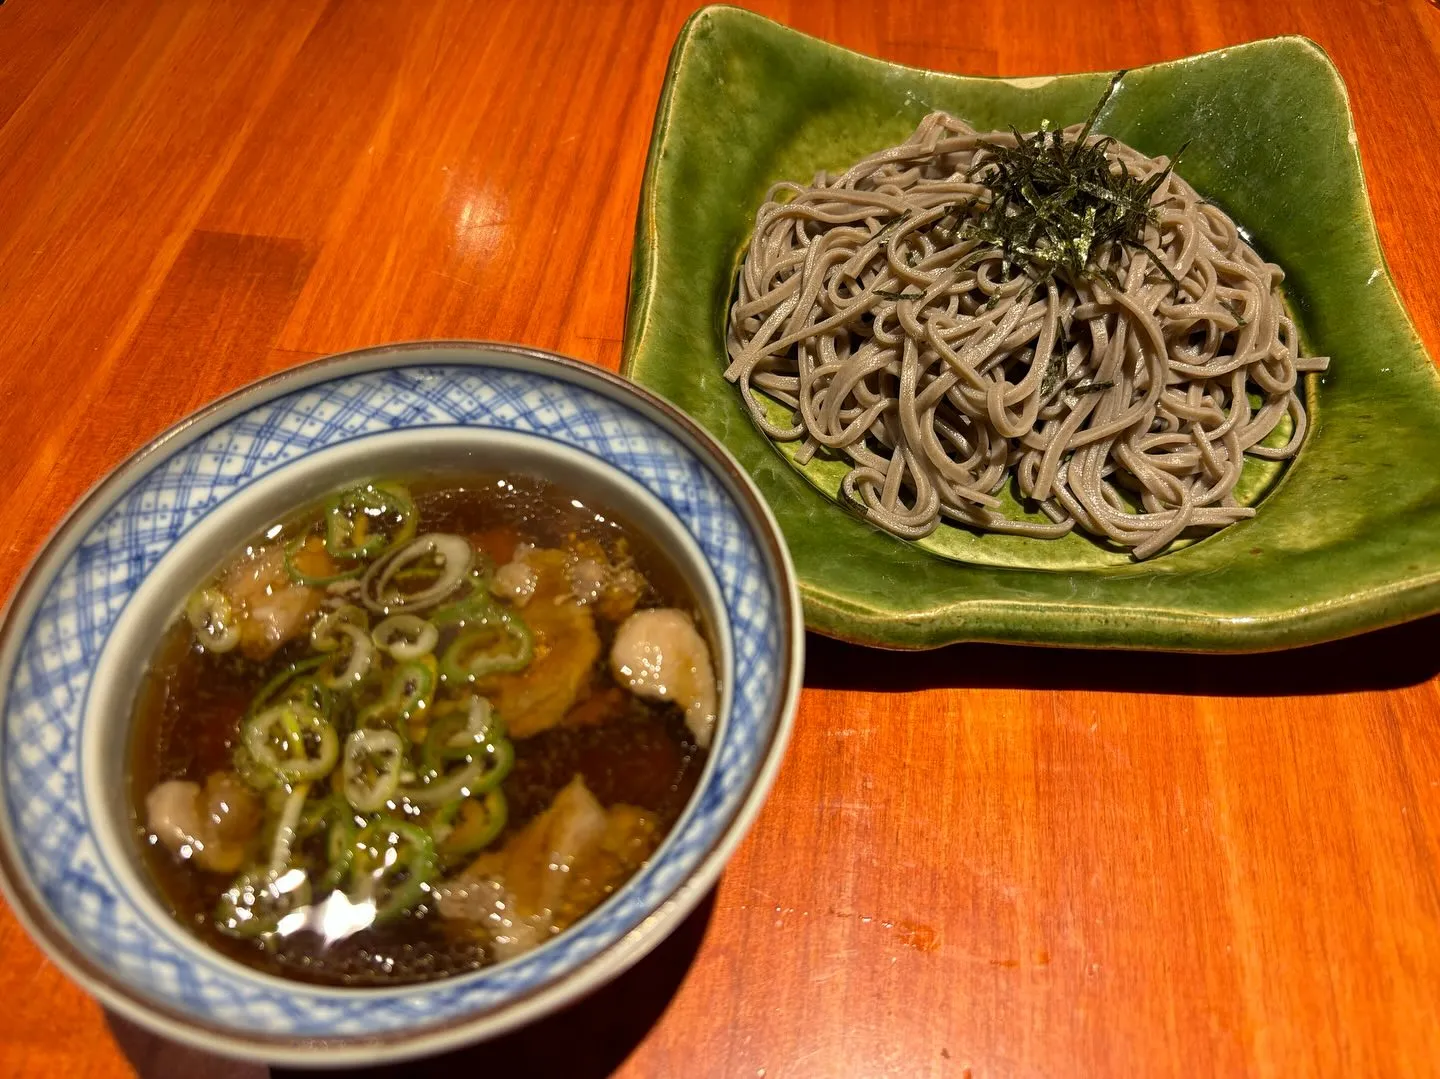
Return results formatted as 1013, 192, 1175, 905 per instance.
1, 2, 1438, 1077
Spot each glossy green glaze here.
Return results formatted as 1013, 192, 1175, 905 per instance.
623, 4, 1440, 651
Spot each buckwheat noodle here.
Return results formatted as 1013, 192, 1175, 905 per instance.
724, 112, 1329, 559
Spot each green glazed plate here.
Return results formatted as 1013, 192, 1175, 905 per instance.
622, 4, 1440, 651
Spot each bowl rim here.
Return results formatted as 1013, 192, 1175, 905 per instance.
0, 340, 805, 1066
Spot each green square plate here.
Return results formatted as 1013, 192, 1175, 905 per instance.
622, 4, 1440, 651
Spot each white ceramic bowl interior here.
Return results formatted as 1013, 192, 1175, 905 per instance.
86, 426, 734, 972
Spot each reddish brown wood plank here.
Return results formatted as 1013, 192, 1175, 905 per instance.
94, 227, 316, 430
0, 228, 312, 609
0, 3, 1437, 1079
0, 0, 325, 599
269, 0, 680, 364
0, 0, 95, 130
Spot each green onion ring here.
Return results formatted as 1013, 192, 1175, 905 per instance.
243, 705, 339, 783
342, 729, 404, 813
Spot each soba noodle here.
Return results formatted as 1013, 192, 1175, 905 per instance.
724, 111, 1328, 559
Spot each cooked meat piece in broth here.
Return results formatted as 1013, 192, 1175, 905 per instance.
476, 550, 600, 739
221, 543, 328, 660
610, 608, 718, 748
437, 775, 659, 959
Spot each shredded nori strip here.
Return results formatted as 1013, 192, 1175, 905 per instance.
946, 72, 1189, 291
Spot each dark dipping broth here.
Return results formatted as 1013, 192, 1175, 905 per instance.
128, 474, 715, 987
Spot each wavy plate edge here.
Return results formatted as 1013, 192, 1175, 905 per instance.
623, 4, 1440, 652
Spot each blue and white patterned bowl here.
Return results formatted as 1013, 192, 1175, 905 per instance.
0, 343, 803, 1066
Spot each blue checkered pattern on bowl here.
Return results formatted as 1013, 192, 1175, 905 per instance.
2, 363, 784, 1035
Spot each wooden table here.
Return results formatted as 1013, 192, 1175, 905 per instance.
2, 1, 1439, 1076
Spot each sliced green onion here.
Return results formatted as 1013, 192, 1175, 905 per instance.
267, 782, 311, 869
243, 704, 339, 783
403, 735, 513, 808
324, 483, 417, 560
186, 588, 239, 653
326, 577, 365, 601
381, 655, 437, 719
238, 665, 336, 791
283, 678, 333, 720
310, 604, 370, 652
422, 696, 500, 769
256, 673, 335, 730
354, 699, 408, 738
430, 592, 502, 628
233, 743, 281, 792
360, 534, 473, 614
214, 866, 312, 939
297, 792, 346, 841
422, 560, 500, 631
440, 613, 533, 683
371, 614, 438, 660
342, 729, 404, 812
248, 656, 329, 717
349, 662, 434, 742
320, 623, 375, 689
347, 815, 437, 920
320, 814, 361, 893
435, 789, 507, 857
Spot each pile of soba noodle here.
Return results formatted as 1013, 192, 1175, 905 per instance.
724, 111, 1328, 559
